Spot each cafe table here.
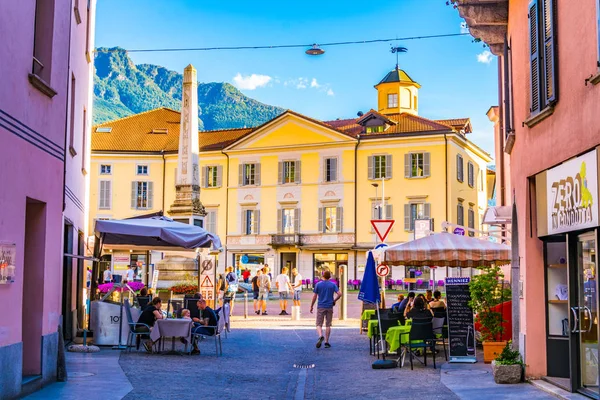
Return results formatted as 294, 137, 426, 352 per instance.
360, 310, 377, 335
150, 318, 193, 354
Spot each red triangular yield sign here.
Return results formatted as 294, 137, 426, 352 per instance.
200, 275, 213, 288
371, 220, 395, 242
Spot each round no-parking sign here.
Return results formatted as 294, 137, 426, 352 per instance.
376, 264, 389, 277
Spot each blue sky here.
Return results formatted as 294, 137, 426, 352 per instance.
95, 0, 498, 156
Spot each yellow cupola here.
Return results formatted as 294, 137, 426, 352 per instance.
375, 66, 421, 116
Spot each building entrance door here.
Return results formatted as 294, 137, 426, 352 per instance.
575, 232, 599, 396
280, 253, 296, 278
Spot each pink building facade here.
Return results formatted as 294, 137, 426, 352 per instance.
460, 0, 600, 396
0, 0, 95, 398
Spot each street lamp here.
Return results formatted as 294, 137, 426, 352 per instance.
306, 44, 325, 56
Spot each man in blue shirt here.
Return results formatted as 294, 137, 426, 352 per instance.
393, 292, 415, 315
310, 271, 342, 349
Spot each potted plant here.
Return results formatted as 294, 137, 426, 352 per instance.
468, 265, 511, 363
492, 341, 523, 384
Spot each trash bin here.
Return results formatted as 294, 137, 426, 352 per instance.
90, 300, 140, 345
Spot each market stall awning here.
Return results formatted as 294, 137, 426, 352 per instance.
94, 216, 222, 250
482, 205, 512, 225
382, 232, 511, 267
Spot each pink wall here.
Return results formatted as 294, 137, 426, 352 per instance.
507, 0, 600, 377
0, 0, 71, 348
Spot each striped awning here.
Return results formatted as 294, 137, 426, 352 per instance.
382, 232, 511, 268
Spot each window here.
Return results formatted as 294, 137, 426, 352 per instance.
529, 0, 557, 115
372, 203, 393, 228
468, 208, 475, 237
318, 207, 343, 233
404, 152, 430, 178
205, 210, 217, 234
279, 161, 300, 184
98, 180, 111, 210
369, 155, 392, 179
204, 165, 221, 188
324, 158, 338, 182
240, 163, 260, 186
32, 0, 55, 85
366, 125, 384, 133
278, 208, 298, 234
131, 181, 153, 210
81, 108, 87, 173
387, 93, 398, 108
457, 202, 464, 227
100, 164, 112, 175
467, 162, 475, 187
456, 154, 464, 182
69, 74, 77, 156
403, 203, 431, 231
242, 209, 260, 235
137, 165, 148, 175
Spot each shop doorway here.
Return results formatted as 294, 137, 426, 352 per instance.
313, 253, 348, 283
280, 253, 296, 278
575, 232, 599, 396
61, 223, 74, 342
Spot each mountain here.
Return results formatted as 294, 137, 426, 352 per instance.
93, 47, 284, 130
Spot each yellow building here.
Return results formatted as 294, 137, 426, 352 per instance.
90, 66, 492, 284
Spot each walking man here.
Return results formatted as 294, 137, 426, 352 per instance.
252, 269, 262, 314
292, 267, 303, 308
258, 266, 271, 315
310, 271, 341, 348
275, 267, 292, 315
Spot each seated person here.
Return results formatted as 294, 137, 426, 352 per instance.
136, 297, 163, 352
191, 299, 218, 355
429, 290, 446, 310
406, 297, 433, 321
181, 309, 191, 320
395, 292, 415, 315
390, 294, 405, 312
425, 289, 434, 303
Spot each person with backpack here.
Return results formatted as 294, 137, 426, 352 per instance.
251, 269, 262, 314
225, 266, 238, 315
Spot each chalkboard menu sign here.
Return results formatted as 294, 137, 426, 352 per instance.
445, 277, 477, 363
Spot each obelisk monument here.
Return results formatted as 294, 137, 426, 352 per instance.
169, 64, 205, 219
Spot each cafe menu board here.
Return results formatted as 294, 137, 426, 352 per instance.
445, 277, 477, 363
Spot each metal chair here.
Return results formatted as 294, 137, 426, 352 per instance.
190, 308, 224, 356
404, 318, 437, 370
432, 316, 448, 361
375, 316, 402, 359
124, 299, 152, 352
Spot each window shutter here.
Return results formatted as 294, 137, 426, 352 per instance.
529, 0, 541, 114
336, 207, 343, 233
294, 209, 300, 233
468, 163, 474, 187
385, 204, 393, 220
254, 210, 260, 234
242, 209, 247, 235
99, 181, 105, 209
424, 203, 431, 219
201, 166, 206, 188
318, 208, 324, 233
239, 164, 244, 186
404, 154, 410, 178
368, 156, 374, 179
331, 158, 337, 181
404, 204, 411, 231
457, 155, 463, 182
322, 159, 328, 182
503, 38, 513, 136
106, 181, 112, 209
131, 182, 137, 209
542, 0, 557, 105
371, 204, 378, 220
385, 155, 392, 178
423, 153, 431, 177
278, 162, 283, 184
295, 160, 301, 183
217, 166, 222, 188
255, 163, 261, 186
457, 204, 464, 226
147, 182, 154, 209
277, 209, 283, 234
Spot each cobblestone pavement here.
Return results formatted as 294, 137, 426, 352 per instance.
119, 327, 458, 400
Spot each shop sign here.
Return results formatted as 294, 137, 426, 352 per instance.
0, 243, 16, 284
547, 150, 598, 234
113, 254, 130, 264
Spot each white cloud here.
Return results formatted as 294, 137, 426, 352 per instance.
310, 78, 320, 88
296, 78, 309, 89
232, 73, 272, 90
477, 50, 493, 64
460, 22, 469, 34
326, 89, 334, 96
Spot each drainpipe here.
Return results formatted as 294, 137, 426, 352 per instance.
161, 150, 166, 213
62, 0, 74, 212
221, 149, 231, 270
444, 133, 448, 223
353, 135, 360, 275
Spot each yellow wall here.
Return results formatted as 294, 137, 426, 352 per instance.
376, 81, 418, 115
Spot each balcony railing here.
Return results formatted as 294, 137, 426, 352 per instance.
270, 234, 303, 246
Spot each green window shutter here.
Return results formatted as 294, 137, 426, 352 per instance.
404, 204, 411, 231
295, 160, 301, 183
254, 210, 260, 234
147, 182, 154, 209
131, 181, 137, 209
404, 153, 411, 178
542, 0, 557, 105
239, 164, 244, 186
336, 207, 343, 233
294, 209, 300, 233
423, 153, 431, 177
255, 163, 261, 186
367, 156, 374, 179
385, 154, 392, 178
277, 209, 283, 234
278, 162, 283, 184
318, 207, 324, 233
529, 0, 541, 114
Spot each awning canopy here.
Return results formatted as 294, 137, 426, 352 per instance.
482, 205, 512, 225
94, 216, 222, 251
382, 232, 511, 268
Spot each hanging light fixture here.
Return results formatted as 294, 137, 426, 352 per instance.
306, 44, 325, 56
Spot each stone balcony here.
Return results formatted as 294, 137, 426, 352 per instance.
270, 234, 303, 247
453, 0, 509, 55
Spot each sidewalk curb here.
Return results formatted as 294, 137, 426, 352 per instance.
529, 380, 589, 400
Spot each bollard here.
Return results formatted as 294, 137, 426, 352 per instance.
244, 291, 248, 319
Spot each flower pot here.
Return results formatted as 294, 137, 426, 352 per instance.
491, 360, 522, 384
483, 341, 507, 363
